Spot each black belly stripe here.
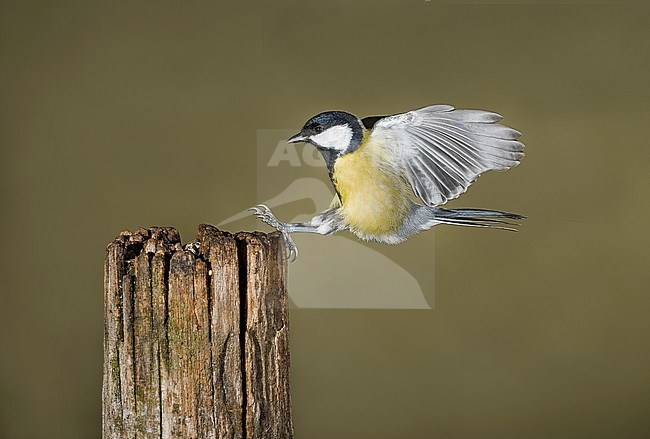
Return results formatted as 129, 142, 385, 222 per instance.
317, 147, 343, 202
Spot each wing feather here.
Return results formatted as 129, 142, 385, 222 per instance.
366, 104, 525, 206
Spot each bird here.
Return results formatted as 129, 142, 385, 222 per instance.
250, 104, 525, 261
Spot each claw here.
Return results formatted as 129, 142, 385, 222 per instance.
248, 204, 299, 262
282, 232, 299, 262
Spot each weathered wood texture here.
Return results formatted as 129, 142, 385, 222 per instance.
103, 225, 292, 439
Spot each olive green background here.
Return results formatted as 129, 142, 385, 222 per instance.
1, 1, 649, 438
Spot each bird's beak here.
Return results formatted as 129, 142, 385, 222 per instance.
287, 133, 307, 144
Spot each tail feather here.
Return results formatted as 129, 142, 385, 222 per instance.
434, 208, 525, 232
443, 208, 526, 220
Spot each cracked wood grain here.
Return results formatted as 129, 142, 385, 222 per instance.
236, 232, 292, 439
199, 225, 243, 439
102, 225, 292, 439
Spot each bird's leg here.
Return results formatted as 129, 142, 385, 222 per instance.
249, 204, 341, 262
248, 204, 301, 261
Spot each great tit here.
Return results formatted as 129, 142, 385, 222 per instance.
250, 104, 525, 261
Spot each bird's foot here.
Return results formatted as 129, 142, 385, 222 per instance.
248, 204, 299, 262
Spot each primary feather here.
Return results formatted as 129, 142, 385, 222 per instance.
365, 105, 525, 206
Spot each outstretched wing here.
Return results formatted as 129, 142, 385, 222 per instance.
364, 104, 524, 206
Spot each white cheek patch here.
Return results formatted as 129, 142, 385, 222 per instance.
310, 125, 353, 151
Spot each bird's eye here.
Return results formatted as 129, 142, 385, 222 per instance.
314, 126, 324, 133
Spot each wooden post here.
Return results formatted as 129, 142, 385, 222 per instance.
103, 225, 293, 439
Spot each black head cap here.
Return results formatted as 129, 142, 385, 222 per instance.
288, 111, 364, 154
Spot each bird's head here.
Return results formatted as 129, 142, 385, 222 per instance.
287, 111, 364, 155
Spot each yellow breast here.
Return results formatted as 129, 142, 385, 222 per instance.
332, 139, 411, 237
